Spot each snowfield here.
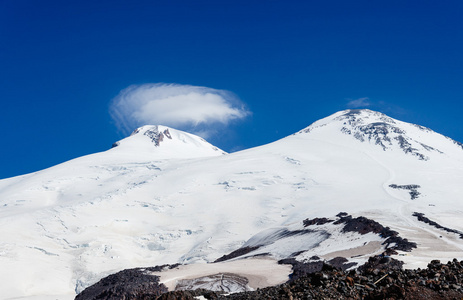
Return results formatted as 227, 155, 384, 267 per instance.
1, 109, 463, 299
150, 257, 292, 292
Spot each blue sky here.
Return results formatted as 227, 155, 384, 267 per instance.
1, 0, 462, 179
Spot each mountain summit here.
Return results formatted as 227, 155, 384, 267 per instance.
111, 125, 226, 159
296, 109, 463, 161
0, 109, 462, 299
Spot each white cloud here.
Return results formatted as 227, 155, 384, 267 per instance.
346, 97, 371, 108
110, 83, 250, 135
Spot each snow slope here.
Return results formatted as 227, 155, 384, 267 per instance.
1, 109, 463, 299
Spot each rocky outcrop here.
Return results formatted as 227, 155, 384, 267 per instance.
74, 265, 177, 300
143, 127, 173, 147
302, 217, 333, 226
305, 213, 417, 253
214, 246, 260, 263
413, 212, 463, 239
390, 184, 421, 200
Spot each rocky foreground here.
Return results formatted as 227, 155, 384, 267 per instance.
76, 256, 463, 299
75, 214, 463, 299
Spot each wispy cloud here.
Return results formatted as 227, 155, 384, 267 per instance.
346, 97, 371, 108
109, 83, 251, 136
344, 97, 410, 118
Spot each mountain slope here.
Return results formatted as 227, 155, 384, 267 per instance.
1, 109, 462, 299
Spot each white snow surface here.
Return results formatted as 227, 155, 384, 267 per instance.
1, 109, 463, 299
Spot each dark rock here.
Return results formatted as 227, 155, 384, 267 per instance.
278, 258, 324, 281
389, 184, 421, 200
334, 214, 417, 251
214, 246, 261, 263
74, 265, 177, 300
328, 257, 357, 271
413, 212, 463, 239
303, 217, 333, 226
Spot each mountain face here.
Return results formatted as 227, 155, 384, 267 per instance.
297, 109, 463, 161
1, 109, 463, 299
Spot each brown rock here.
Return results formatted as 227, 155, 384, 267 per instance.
346, 276, 354, 286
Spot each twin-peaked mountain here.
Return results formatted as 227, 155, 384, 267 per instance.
0, 109, 462, 299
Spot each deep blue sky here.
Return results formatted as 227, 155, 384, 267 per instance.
1, 0, 462, 179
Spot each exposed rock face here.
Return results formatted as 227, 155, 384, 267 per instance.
144, 127, 173, 147
129, 126, 174, 147
333, 110, 437, 160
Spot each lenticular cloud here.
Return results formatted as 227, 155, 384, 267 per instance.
110, 83, 250, 135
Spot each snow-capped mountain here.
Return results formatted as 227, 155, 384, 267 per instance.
1, 109, 462, 299
297, 109, 463, 161
111, 125, 226, 158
